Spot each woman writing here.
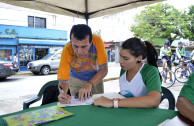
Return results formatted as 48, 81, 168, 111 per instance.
93, 37, 161, 108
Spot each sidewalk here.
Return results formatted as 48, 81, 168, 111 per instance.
15, 62, 183, 97
15, 62, 121, 80
15, 71, 32, 75
15, 63, 183, 100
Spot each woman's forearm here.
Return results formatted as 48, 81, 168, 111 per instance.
176, 97, 194, 122
118, 91, 161, 108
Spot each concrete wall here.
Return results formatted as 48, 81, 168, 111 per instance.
0, 2, 85, 40
115, 42, 122, 63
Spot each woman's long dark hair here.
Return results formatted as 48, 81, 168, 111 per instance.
121, 37, 162, 82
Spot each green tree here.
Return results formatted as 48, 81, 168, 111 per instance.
93, 29, 101, 37
130, 3, 191, 44
187, 5, 194, 40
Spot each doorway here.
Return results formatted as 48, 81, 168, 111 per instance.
35, 48, 48, 60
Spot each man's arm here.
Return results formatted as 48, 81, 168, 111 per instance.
58, 81, 71, 104
89, 64, 108, 86
78, 64, 108, 101
166, 47, 171, 54
160, 48, 164, 57
59, 81, 69, 93
176, 48, 181, 59
176, 96, 194, 122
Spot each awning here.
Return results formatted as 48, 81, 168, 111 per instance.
19, 39, 68, 46
0, 35, 17, 38
104, 43, 114, 47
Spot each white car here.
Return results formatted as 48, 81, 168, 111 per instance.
27, 49, 62, 75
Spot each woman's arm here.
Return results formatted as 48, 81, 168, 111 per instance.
118, 91, 161, 108
93, 91, 161, 108
176, 96, 194, 122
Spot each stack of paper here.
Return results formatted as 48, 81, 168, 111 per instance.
58, 96, 93, 107
58, 92, 125, 107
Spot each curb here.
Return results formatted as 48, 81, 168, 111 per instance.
104, 77, 119, 82
14, 72, 120, 82
14, 72, 32, 76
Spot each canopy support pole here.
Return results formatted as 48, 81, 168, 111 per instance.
85, 0, 89, 25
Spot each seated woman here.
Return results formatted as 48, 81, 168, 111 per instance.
93, 37, 162, 108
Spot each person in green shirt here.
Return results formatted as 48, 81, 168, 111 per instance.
176, 72, 194, 122
93, 37, 162, 108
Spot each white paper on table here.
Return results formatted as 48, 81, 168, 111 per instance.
57, 96, 93, 107
92, 92, 125, 100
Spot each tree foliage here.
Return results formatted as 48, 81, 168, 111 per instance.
130, 3, 193, 43
187, 5, 194, 40
93, 29, 101, 37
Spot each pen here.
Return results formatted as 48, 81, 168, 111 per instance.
58, 85, 71, 103
58, 85, 65, 94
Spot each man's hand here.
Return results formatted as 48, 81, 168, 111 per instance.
78, 82, 92, 102
166, 52, 171, 54
58, 92, 71, 104
58, 81, 71, 104
93, 96, 113, 108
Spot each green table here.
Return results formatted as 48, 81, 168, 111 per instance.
0, 102, 178, 126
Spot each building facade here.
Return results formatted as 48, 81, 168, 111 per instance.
0, 24, 68, 71
0, 2, 83, 71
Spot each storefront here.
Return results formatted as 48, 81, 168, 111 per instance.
18, 39, 67, 71
0, 24, 68, 71
0, 35, 18, 61
104, 42, 115, 62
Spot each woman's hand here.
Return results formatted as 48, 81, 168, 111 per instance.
93, 96, 113, 108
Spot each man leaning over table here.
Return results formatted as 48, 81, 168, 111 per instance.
176, 72, 194, 122
57, 24, 108, 103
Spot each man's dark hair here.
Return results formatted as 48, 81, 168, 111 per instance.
70, 24, 92, 43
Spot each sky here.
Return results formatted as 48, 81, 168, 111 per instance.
166, 0, 194, 10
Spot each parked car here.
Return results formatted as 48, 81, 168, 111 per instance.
27, 49, 62, 75
0, 58, 19, 80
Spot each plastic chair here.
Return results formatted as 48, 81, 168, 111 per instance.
160, 86, 175, 110
23, 80, 70, 110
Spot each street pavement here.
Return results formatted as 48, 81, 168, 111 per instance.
0, 62, 185, 115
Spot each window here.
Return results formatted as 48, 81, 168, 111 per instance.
0, 49, 12, 61
53, 53, 61, 60
28, 16, 46, 28
19, 48, 33, 66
